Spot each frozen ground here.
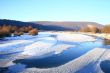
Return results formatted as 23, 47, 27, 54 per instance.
0, 32, 109, 73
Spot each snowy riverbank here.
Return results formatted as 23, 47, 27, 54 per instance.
0, 31, 109, 73
80, 32, 110, 40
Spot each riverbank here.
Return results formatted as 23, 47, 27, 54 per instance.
80, 32, 110, 40
43, 31, 110, 40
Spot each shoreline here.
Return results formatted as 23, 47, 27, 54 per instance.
80, 32, 110, 40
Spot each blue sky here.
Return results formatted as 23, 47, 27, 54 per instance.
0, 0, 110, 24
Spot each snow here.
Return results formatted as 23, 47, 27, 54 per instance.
0, 40, 31, 48
0, 40, 33, 55
21, 32, 96, 57
22, 37, 57, 56
57, 33, 96, 42
22, 37, 74, 58
54, 44, 73, 54
0, 31, 96, 58
0, 31, 102, 73
20, 48, 110, 73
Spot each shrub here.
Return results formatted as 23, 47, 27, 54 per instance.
28, 29, 38, 35
80, 25, 99, 33
28, 26, 33, 30
0, 25, 11, 38
89, 26, 100, 33
11, 26, 18, 33
0, 25, 38, 38
19, 27, 25, 32
13, 31, 24, 36
19, 26, 33, 33
80, 27, 90, 32
101, 25, 110, 33
0, 30, 5, 38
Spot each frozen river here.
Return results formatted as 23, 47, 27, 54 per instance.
0, 32, 110, 73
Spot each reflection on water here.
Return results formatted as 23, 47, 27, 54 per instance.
103, 39, 110, 45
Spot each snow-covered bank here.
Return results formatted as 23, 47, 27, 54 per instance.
57, 33, 96, 42
81, 32, 110, 40
21, 48, 110, 73
39, 31, 96, 42
22, 37, 57, 56
21, 32, 96, 57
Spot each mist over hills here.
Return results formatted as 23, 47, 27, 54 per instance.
0, 19, 103, 31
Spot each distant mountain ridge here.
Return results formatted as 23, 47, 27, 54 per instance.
0, 19, 103, 31
33, 21, 103, 31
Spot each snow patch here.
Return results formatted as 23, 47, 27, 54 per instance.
22, 37, 57, 56
0, 40, 31, 48
57, 33, 96, 42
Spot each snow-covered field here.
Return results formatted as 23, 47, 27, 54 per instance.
0, 31, 110, 73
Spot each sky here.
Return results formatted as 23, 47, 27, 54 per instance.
0, 0, 110, 24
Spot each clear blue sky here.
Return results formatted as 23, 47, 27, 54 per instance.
0, 0, 110, 24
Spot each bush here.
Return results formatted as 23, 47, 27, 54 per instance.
0, 30, 5, 38
0, 25, 38, 38
0, 25, 11, 38
28, 26, 33, 30
80, 25, 100, 33
89, 26, 100, 33
29, 29, 38, 35
13, 31, 24, 36
19, 26, 33, 33
11, 26, 18, 33
80, 27, 90, 32
101, 25, 110, 33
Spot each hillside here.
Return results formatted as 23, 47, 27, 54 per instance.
0, 19, 43, 29
0, 19, 103, 31
32, 21, 103, 31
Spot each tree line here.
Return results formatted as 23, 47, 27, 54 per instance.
0, 25, 38, 38
80, 24, 110, 33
